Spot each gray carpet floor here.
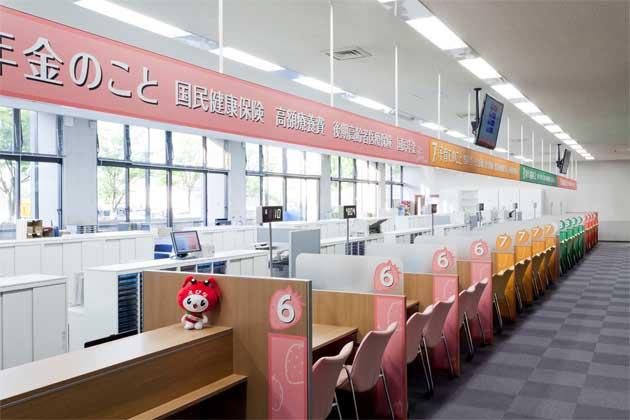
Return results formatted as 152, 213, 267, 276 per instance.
408, 242, 630, 420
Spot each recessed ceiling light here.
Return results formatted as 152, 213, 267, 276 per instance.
75, 0, 190, 38
421, 122, 445, 131
555, 133, 571, 140
494, 147, 508, 153
210, 47, 284, 72
532, 115, 553, 125
545, 124, 563, 133
347, 95, 392, 113
563, 139, 577, 145
514, 101, 542, 114
406, 16, 467, 50
293, 76, 344, 94
491, 83, 524, 100
459, 57, 501, 80
446, 129, 466, 138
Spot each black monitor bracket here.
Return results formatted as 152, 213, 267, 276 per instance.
471, 87, 482, 135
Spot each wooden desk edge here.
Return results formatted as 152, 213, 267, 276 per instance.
312, 324, 358, 351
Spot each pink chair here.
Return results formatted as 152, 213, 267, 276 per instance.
421, 296, 456, 379
406, 305, 434, 395
336, 322, 398, 420
312, 342, 353, 420
459, 279, 489, 361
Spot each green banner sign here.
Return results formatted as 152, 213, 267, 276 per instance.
520, 165, 558, 186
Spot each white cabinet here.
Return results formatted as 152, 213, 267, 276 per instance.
15, 245, 41, 275
1, 275, 67, 370
42, 243, 63, 275
240, 257, 253, 275
33, 284, 67, 360
103, 240, 120, 265
2, 289, 33, 369
82, 240, 104, 270
135, 236, 154, 261
0, 247, 15, 276
119, 239, 136, 263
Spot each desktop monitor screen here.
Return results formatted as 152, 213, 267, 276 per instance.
171, 231, 201, 255
475, 94, 504, 150
560, 149, 571, 174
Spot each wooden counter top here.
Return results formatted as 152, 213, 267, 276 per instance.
0, 324, 232, 405
312, 324, 357, 351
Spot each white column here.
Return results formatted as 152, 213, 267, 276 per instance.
320, 155, 332, 218
531, 130, 535, 167
394, 44, 399, 127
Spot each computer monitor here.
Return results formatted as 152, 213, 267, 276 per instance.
171, 231, 201, 258
475, 94, 504, 150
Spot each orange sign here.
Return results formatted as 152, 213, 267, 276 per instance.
516, 229, 530, 245
496, 234, 512, 250
531, 226, 543, 240
429, 139, 520, 180
544, 224, 555, 236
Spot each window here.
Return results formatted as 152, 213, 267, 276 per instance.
330, 155, 380, 217
386, 164, 404, 207
245, 144, 320, 221
0, 108, 62, 234
97, 121, 125, 160
129, 126, 166, 163
97, 122, 227, 228
172, 132, 203, 167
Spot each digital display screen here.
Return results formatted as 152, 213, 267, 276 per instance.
343, 205, 357, 219
171, 231, 201, 254
475, 94, 504, 150
560, 149, 571, 174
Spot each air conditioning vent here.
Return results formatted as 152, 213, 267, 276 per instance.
324, 46, 372, 61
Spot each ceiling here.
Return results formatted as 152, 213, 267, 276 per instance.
2, 0, 628, 162
424, 0, 630, 161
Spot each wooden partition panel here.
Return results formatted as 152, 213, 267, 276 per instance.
312, 290, 375, 341
403, 273, 434, 311
143, 271, 312, 419
0, 325, 234, 419
492, 252, 516, 320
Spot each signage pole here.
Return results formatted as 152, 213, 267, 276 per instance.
431, 212, 435, 236
507, 117, 510, 159
268, 221, 273, 276
218, 0, 224, 74
329, 0, 334, 107
346, 218, 350, 254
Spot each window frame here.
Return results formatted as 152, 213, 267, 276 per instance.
329, 155, 381, 216
0, 108, 63, 232
97, 125, 228, 228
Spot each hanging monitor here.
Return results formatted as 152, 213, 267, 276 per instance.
475, 94, 504, 150
559, 149, 571, 174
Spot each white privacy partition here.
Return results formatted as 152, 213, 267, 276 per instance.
296, 254, 403, 294
365, 243, 448, 274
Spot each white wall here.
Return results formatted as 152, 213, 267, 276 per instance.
545, 160, 630, 241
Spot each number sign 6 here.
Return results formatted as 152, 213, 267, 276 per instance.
470, 239, 489, 260
269, 286, 303, 330
373, 260, 401, 291
432, 247, 454, 273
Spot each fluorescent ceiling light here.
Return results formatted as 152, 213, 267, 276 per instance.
75, 0, 190, 38
293, 76, 344, 94
459, 57, 501, 80
406, 16, 467, 50
555, 133, 571, 140
570, 144, 584, 151
463, 137, 475, 143
491, 83, 524, 100
210, 47, 284, 72
532, 115, 553, 125
585, 156, 595, 160
514, 155, 532, 162
545, 124, 563, 133
347, 95, 392, 113
514, 101, 542, 114
562, 139, 577, 145
421, 122, 445, 131
446, 130, 466, 138
494, 147, 508, 153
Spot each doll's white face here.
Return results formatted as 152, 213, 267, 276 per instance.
183, 293, 208, 312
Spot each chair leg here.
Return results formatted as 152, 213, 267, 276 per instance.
333, 392, 343, 420
463, 313, 475, 360
343, 366, 359, 420
477, 313, 486, 345
441, 333, 455, 377
417, 346, 432, 395
493, 293, 503, 333
515, 283, 524, 311
380, 367, 395, 420
422, 337, 435, 391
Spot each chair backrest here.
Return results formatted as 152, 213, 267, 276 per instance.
492, 269, 511, 296
311, 341, 353, 420
458, 283, 476, 326
349, 322, 397, 392
468, 278, 488, 318
406, 306, 433, 364
422, 295, 455, 347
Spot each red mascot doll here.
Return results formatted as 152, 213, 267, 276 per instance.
177, 275, 221, 330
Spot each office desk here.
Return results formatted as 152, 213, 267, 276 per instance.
312, 324, 357, 361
